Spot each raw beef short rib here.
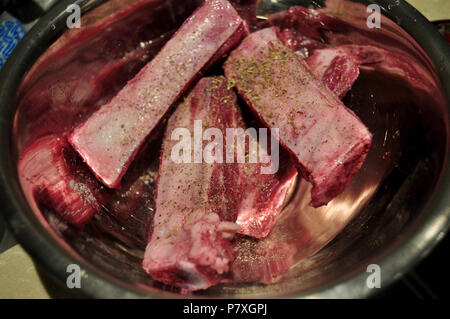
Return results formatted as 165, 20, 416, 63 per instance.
143, 77, 242, 291
18, 135, 102, 226
224, 28, 372, 207
143, 76, 297, 290
69, 0, 249, 189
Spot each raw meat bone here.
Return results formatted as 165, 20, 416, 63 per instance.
143, 76, 296, 290
143, 77, 241, 291
224, 27, 372, 207
70, 0, 249, 189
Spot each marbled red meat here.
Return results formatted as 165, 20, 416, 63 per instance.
259, 6, 335, 55
236, 153, 297, 238
69, 0, 249, 189
262, 4, 438, 96
306, 44, 436, 97
18, 135, 104, 227
143, 76, 297, 289
143, 77, 241, 291
230, 0, 261, 30
306, 47, 360, 98
336, 44, 437, 94
224, 28, 373, 207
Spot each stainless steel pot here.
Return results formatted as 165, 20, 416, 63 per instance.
0, 0, 449, 298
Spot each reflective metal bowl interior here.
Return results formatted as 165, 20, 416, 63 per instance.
5, 0, 450, 297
